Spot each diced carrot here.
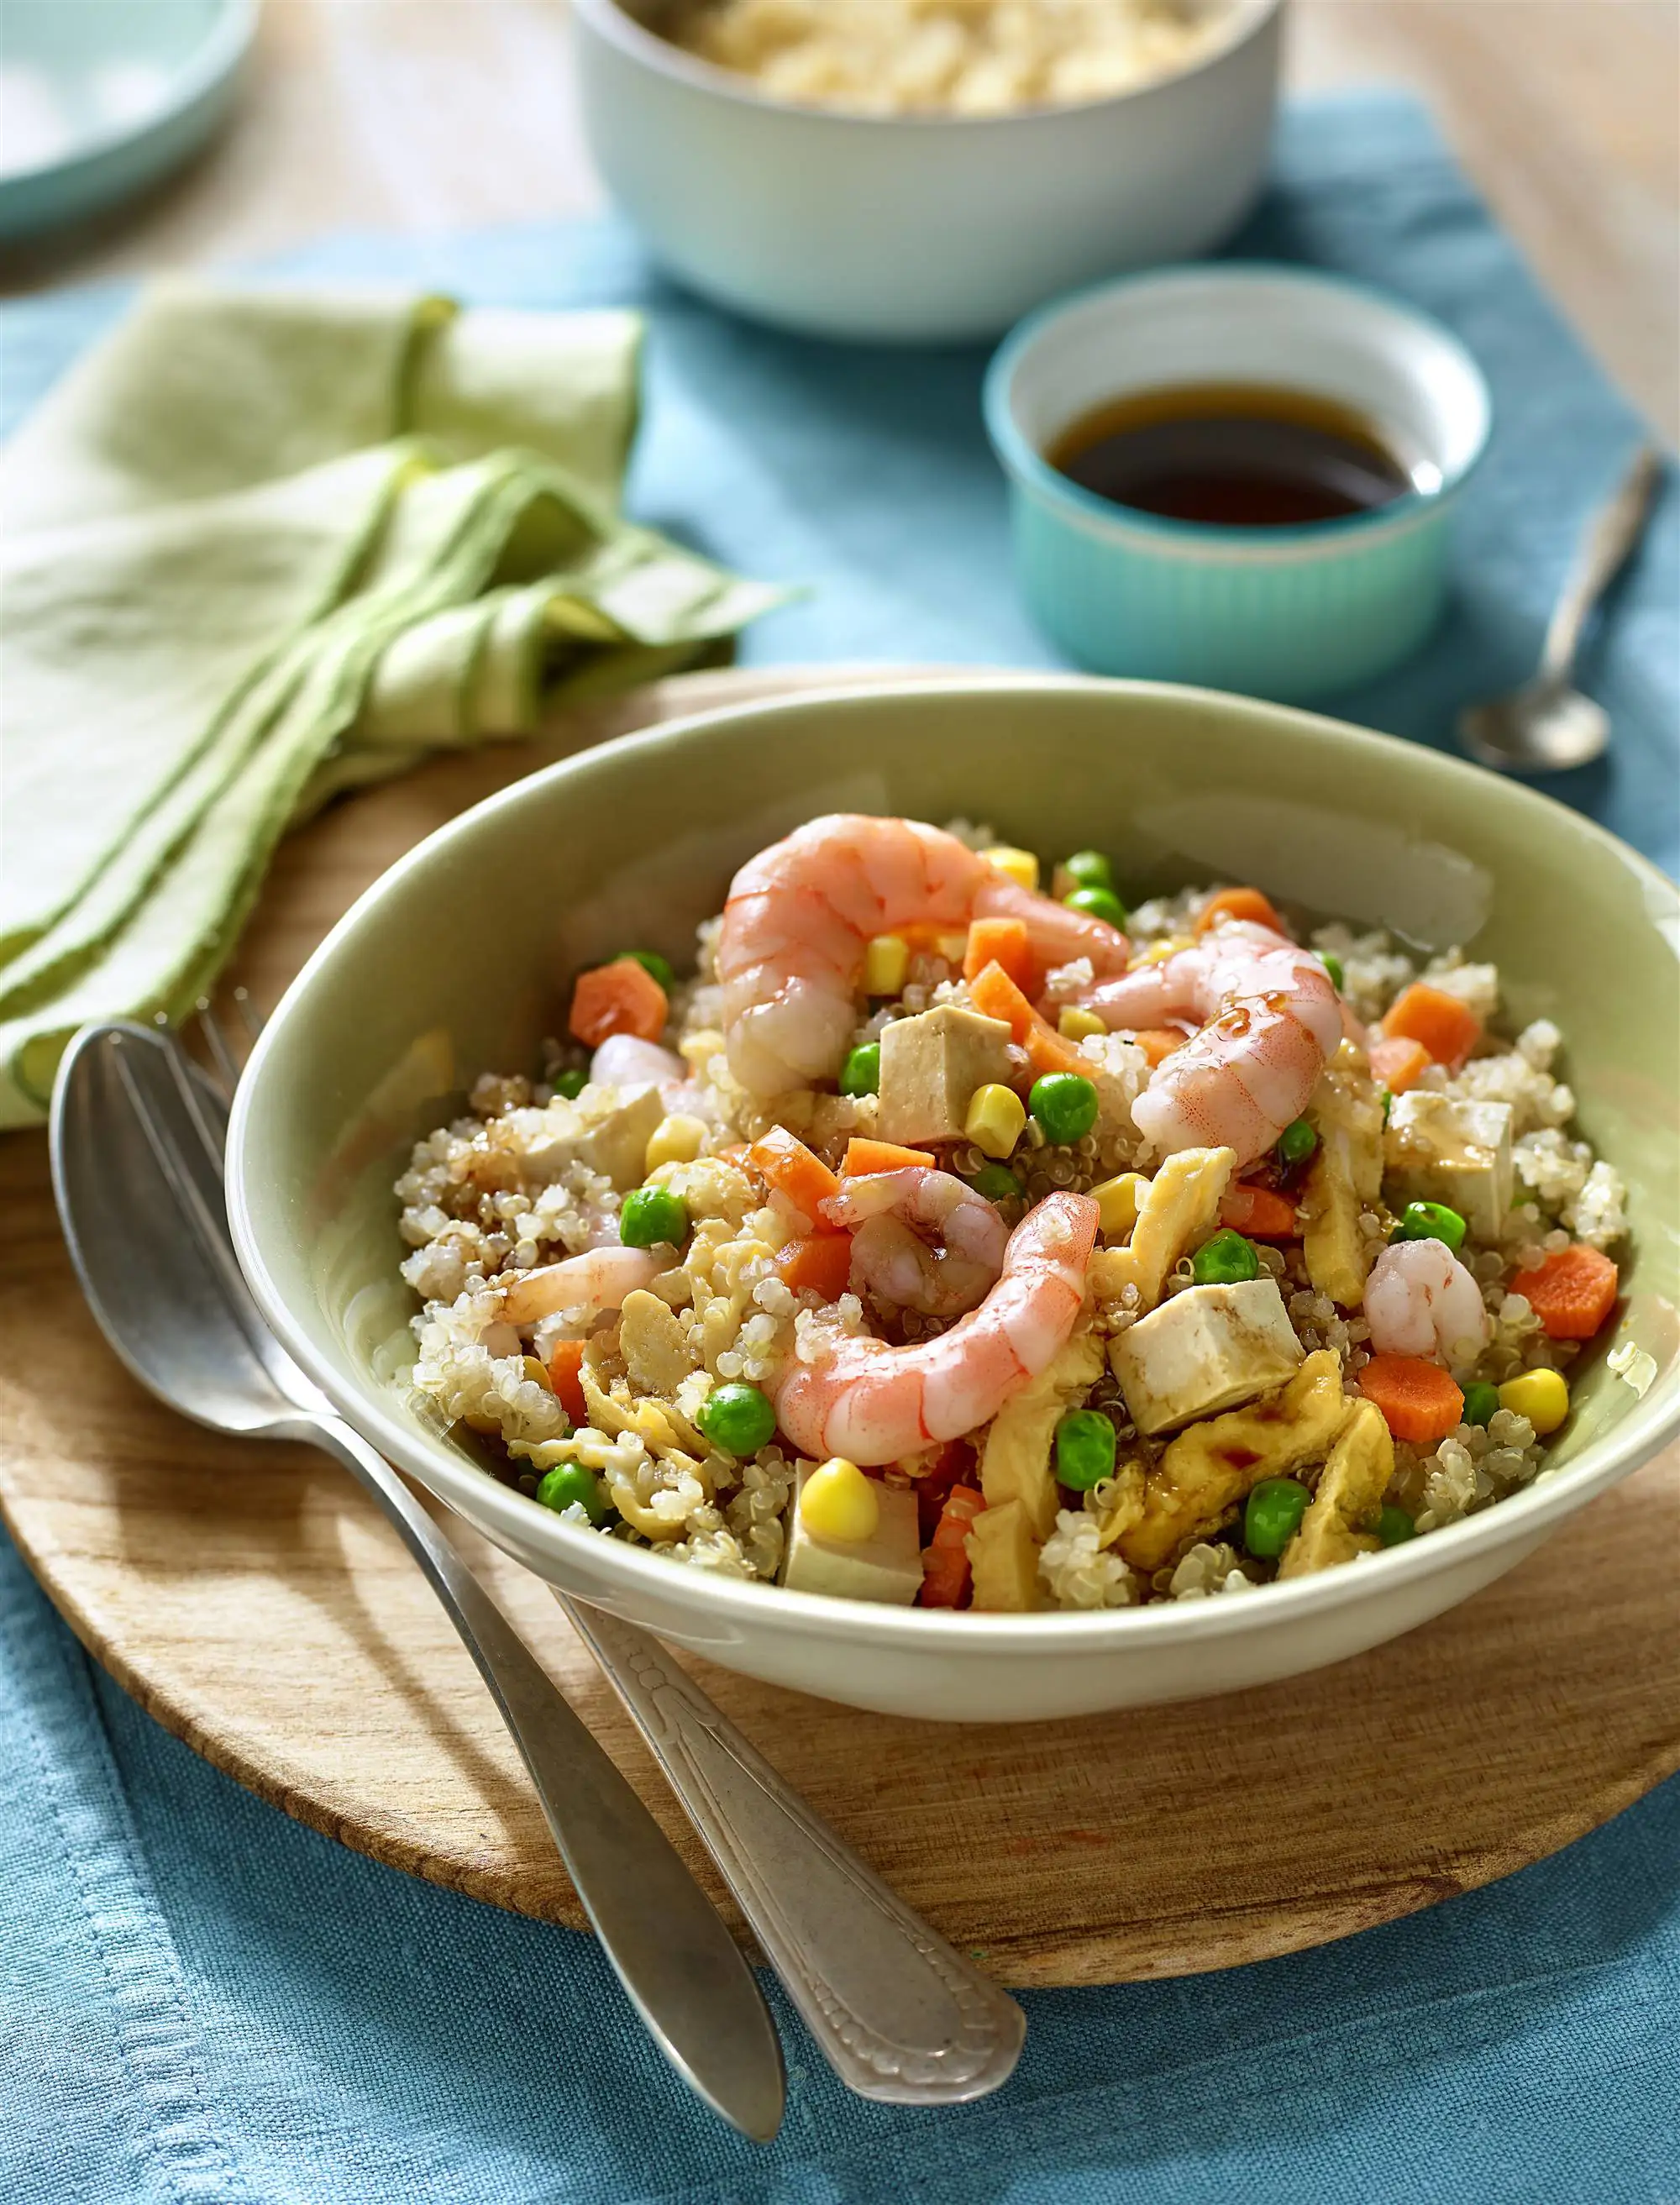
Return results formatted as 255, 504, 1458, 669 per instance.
775, 1231, 854, 1301
843, 1137, 937, 1177
968, 961, 1088, 1078
568, 957, 667, 1047
1380, 982, 1482, 1070
1196, 886, 1284, 937
1221, 1183, 1299, 1237
1520, 1244, 1620, 1341
967, 958, 1036, 1042
1368, 1035, 1432, 1095
1024, 1023, 1090, 1079
1133, 1026, 1189, 1069
748, 1126, 840, 1221
911, 1440, 975, 1540
963, 916, 1037, 995
547, 1338, 589, 1425
1357, 1353, 1465, 1446
919, 1485, 985, 1609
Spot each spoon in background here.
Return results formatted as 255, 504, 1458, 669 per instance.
1459, 444, 1662, 773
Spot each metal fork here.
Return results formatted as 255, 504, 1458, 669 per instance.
53, 1006, 1026, 2110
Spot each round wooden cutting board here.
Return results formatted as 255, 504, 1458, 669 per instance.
2, 664, 1677, 1989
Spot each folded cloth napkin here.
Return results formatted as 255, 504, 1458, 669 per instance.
0, 284, 783, 1125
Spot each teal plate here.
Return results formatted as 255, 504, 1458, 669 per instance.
0, 0, 256, 242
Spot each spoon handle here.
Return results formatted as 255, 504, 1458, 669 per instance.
1541, 444, 1664, 683
559, 1593, 1026, 2106
302, 1414, 785, 2142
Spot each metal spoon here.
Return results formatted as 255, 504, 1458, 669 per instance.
1459, 444, 1662, 772
50, 1019, 787, 2143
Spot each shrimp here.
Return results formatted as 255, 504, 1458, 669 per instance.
772, 1191, 1098, 1464
1074, 921, 1341, 1165
497, 1246, 664, 1329
717, 815, 1129, 1095
1363, 1240, 1489, 1370
820, 1167, 1006, 1318
589, 1033, 687, 1095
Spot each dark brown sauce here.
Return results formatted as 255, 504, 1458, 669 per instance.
1045, 382, 1415, 528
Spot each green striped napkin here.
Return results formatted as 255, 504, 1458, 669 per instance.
0, 284, 784, 1125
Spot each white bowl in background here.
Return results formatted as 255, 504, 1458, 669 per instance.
571, 0, 1284, 343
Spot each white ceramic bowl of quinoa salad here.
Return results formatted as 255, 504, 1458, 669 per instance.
227, 679, 1680, 1722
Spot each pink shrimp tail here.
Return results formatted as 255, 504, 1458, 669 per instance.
772, 1191, 1099, 1464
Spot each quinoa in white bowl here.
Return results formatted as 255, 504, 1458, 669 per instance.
395, 816, 1636, 1619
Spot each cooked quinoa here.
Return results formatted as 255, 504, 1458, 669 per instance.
396, 819, 1632, 1614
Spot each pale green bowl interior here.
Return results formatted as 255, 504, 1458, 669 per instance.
239, 680, 1680, 1506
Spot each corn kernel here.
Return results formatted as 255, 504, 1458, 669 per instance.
864, 933, 910, 995
799, 1457, 880, 1543
645, 1112, 706, 1173
1135, 937, 1191, 967
1058, 1006, 1105, 1042
522, 1355, 552, 1390
964, 1081, 1027, 1160
936, 930, 969, 967
1092, 1171, 1148, 1241
1498, 1368, 1570, 1436
984, 845, 1040, 894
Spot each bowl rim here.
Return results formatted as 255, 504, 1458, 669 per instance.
984, 261, 1495, 551
572, 0, 1282, 131
0, 0, 257, 195
226, 673, 1680, 1657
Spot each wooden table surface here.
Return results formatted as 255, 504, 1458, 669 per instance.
0, 2, 1674, 441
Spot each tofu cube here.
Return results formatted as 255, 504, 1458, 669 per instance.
1384, 1092, 1514, 1242
1109, 1278, 1305, 1436
875, 1004, 1016, 1147
574, 1084, 666, 1191
509, 1084, 666, 1194
781, 1465, 924, 1605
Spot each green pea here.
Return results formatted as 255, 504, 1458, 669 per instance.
1063, 885, 1128, 931
617, 948, 675, 991
968, 1163, 1023, 1204
1462, 1381, 1502, 1428
552, 1067, 588, 1100
1393, 1200, 1467, 1254
1191, 1228, 1261, 1287
1320, 952, 1345, 992
1063, 850, 1114, 892
1277, 1117, 1318, 1167
1244, 1478, 1310, 1558
619, 1184, 689, 1249
1377, 1504, 1416, 1547
839, 1042, 880, 1098
1028, 1071, 1099, 1146
696, 1381, 777, 1457
1054, 1409, 1116, 1492
535, 1462, 608, 1525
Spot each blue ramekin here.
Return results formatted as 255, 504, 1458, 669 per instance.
984, 263, 1493, 701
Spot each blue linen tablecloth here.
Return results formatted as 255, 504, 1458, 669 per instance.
3, 93, 1677, 2205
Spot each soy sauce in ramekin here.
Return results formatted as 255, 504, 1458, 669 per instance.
1045, 382, 1416, 528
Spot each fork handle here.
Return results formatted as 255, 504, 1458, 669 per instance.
297, 1413, 784, 2141
559, 1594, 1026, 2105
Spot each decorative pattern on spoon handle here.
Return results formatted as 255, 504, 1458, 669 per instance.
558, 1595, 1026, 2105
